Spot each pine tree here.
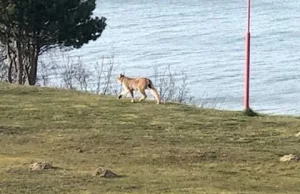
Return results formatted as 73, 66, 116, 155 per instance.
0, 0, 106, 85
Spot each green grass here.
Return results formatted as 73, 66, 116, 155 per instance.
0, 82, 300, 194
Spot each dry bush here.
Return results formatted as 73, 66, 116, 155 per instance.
153, 65, 194, 104
37, 51, 118, 95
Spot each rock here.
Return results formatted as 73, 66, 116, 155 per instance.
279, 154, 299, 162
295, 132, 300, 137
29, 162, 55, 171
93, 167, 119, 178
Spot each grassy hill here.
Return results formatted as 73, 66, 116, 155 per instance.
0, 83, 300, 194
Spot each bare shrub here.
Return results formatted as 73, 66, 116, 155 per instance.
174, 71, 194, 103
37, 51, 118, 95
94, 55, 117, 95
153, 65, 194, 104
36, 61, 50, 86
151, 66, 224, 108
73, 58, 91, 92
94, 60, 104, 95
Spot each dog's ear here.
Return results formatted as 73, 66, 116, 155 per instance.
120, 73, 124, 77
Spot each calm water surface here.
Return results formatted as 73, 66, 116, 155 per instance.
64, 0, 300, 115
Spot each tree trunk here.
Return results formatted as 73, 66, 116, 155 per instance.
27, 46, 40, 85
6, 43, 13, 83
16, 40, 23, 84
8, 60, 13, 83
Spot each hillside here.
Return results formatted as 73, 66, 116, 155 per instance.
0, 83, 299, 194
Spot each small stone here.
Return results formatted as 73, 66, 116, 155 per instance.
279, 154, 299, 162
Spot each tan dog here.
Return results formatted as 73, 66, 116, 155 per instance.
117, 73, 161, 104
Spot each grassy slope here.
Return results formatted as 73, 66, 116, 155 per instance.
0, 83, 300, 194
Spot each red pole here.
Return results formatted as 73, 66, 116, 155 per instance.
244, 0, 251, 109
